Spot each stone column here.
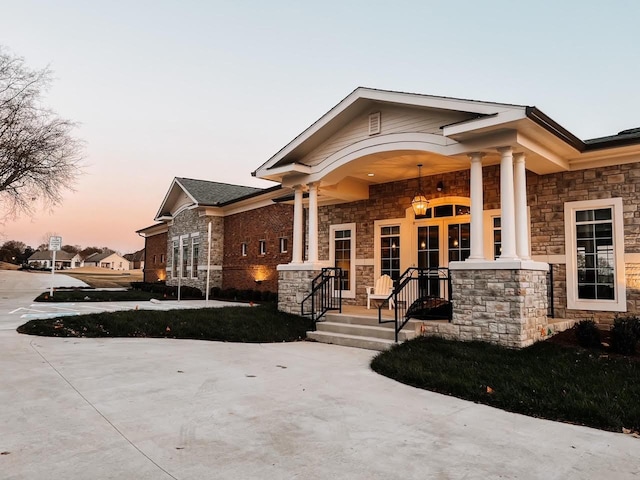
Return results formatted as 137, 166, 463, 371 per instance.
307, 182, 319, 263
292, 185, 304, 263
514, 153, 530, 260
468, 152, 485, 261
497, 146, 518, 261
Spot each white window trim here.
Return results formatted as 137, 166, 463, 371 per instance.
241, 242, 247, 257
564, 198, 626, 312
373, 218, 407, 279
329, 223, 356, 299
279, 237, 288, 253
180, 234, 190, 279
259, 240, 267, 256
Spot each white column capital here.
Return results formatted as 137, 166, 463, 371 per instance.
468, 152, 485, 163
513, 152, 526, 164
497, 146, 513, 155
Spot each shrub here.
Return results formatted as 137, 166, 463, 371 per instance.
574, 320, 601, 349
128, 282, 202, 299
209, 286, 277, 303
611, 316, 640, 355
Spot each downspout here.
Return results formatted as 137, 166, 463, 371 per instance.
137, 231, 147, 282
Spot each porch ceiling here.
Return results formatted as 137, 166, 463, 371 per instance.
319, 149, 484, 187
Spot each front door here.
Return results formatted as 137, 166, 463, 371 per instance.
416, 221, 470, 269
415, 220, 470, 298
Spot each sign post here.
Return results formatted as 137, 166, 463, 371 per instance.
49, 236, 62, 297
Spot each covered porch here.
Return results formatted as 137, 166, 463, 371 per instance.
253, 88, 580, 348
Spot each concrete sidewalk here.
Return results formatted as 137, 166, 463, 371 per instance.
1, 336, 639, 480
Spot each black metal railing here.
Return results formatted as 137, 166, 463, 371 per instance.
547, 264, 555, 318
300, 267, 342, 322
379, 267, 452, 342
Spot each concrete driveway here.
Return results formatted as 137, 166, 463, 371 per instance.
1, 271, 639, 479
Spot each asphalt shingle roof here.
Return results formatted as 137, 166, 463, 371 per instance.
176, 178, 263, 206
28, 250, 76, 261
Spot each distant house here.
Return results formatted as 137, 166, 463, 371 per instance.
27, 250, 81, 270
83, 251, 130, 270
124, 249, 145, 269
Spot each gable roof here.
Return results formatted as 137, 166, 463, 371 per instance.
28, 250, 77, 261
155, 177, 279, 220
124, 249, 144, 262
84, 251, 124, 263
176, 178, 263, 206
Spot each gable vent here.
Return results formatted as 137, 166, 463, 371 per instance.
368, 112, 381, 135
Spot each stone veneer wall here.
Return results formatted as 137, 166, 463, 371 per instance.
278, 269, 320, 314
166, 208, 224, 292
315, 161, 640, 323
449, 268, 548, 348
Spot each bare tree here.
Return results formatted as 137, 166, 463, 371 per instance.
0, 47, 83, 218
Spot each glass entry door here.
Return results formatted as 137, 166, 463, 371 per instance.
417, 221, 470, 269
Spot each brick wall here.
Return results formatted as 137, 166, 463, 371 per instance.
142, 232, 167, 282
223, 203, 293, 293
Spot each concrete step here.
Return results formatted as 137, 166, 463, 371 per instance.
324, 313, 396, 326
307, 331, 396, 351
316, 321, 415, 341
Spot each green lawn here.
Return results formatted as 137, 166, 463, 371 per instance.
371, 336, 640, 433
17, 304, 314, 343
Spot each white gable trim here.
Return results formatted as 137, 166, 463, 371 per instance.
253, 87, 525, 178
154, 178, 199, 221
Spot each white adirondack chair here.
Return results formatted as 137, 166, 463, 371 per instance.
366, 274, 395, 310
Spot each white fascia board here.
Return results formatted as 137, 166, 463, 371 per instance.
254, 163, 312, 181
442, 109, 527, 137
200, 207, 224, 217
137, 224, 169, 236
516, 133, 570, 171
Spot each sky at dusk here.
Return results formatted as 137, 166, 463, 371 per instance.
1, 0, 639, 253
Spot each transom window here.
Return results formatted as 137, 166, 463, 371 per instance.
417, 204, 471, 219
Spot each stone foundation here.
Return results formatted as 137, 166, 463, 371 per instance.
449, 263, 549, 348
278, 267, 321, 314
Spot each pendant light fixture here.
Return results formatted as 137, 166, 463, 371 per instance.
411, 164, 428, 216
